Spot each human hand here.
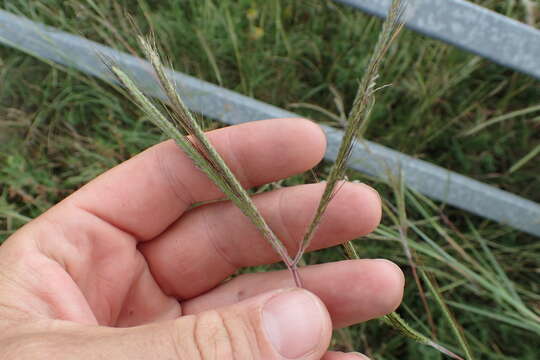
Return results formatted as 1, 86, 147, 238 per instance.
0, 118, 404, 359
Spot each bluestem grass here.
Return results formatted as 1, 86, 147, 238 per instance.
291, 0, 468, 357
109, 36, 302, 287
292, 0, 407, 264
108, 1, 467, 357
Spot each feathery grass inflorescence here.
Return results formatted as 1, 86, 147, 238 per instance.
109, 36, 302, 287
292, 0, 407, 265
290, 0, 468, 357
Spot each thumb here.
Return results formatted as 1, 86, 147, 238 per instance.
18, 288, 332, 360
129, 288, 332, 359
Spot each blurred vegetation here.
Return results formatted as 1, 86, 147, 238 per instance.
1, 0, 539, 359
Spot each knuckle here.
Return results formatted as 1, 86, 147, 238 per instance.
177, 310, 259, 360
196, 311, 233, 359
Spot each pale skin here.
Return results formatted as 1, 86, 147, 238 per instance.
0, 118, 404, 359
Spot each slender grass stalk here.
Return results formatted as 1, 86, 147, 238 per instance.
390, 170, 436, 336
460, 103, 540, 136
292, 0, 407, 265
508, 143, 540, 174
295, 0, 430, 352
195, 29, 223, 86
306, 2, 471, 356
224, 9, 249, 95
342, 241, 359, 259
342, 241, 464, 360
421, 270, 474, 360
108, 37, 302, 287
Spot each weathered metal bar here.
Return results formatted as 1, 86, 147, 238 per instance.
1, 10, 539, 237
333, 0, 540, 80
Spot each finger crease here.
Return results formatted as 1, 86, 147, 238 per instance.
276, 189, 295, 253
201, 206, 239, 272
224, 129, 250, 188
154, 144, 195, 206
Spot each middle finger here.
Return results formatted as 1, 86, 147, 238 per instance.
182, 259, 405, 329
140, 182, 381, 299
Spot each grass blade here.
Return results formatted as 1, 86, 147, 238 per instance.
421, 270, 475, 360
461, 103, 540, 136
390, 169, 436, 336
508, 143, 540, 174
343, 240, 464, 359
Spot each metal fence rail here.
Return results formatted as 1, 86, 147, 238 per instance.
334, 0, 540, 80
1, 10, 539, 237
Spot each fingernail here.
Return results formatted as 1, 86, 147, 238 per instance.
263, 289, 325, 358
351, 352, 371, 360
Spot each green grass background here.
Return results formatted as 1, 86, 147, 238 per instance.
0, 0, 539, 359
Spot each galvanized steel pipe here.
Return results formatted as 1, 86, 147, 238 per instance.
1, 10, 539, 237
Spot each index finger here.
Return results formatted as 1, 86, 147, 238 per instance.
59, 118, 326, 240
